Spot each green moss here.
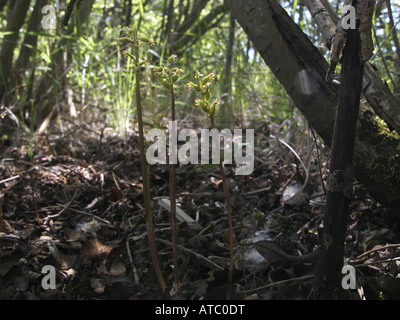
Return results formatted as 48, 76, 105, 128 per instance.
361, 115, 400, 184
358, 111, 400, 190
374, 115, 400, 141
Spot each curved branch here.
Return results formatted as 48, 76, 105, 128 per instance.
170, 4, 228, 53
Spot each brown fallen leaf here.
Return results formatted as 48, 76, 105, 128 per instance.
90, 277, 105, 294
80, 238, 113, 259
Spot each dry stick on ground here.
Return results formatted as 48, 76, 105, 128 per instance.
156, 238, 224, 272
315, 0, 375, 299
349, 243, 400, 263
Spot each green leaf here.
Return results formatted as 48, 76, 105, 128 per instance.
40, 51, 52, 64
138, 0, 145, 20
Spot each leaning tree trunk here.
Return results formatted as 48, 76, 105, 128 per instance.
316, 31, 361, 298
223, 0, 400, 220
303, 0, 400, 133
315, 0, 375, 297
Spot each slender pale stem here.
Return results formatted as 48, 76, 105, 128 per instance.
0, 198, 3, 233
134, 46, 166, 293
168, 81, 179, 284
210, 115, 234, 285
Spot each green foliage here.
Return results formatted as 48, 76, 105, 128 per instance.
1, 0, 399, 133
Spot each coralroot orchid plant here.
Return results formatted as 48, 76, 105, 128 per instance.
153, 55, 184, 287
116, 28, 235, 297
115, 26, 167, 293
187, 71, 234, 292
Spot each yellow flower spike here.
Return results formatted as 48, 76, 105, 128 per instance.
153, 66, 163, 73
195, 98, 209, 114
122, 50, 135, 61
187, 81, 200, 91
138, 36, 155, 46
201, 82, 212, 93
161, 78, 171, 89
209, 98, 221, 116
171, 68, 184, 83
139, 36, 150, 43
115, 37, 135, 45
114, 37, 124, 45
202, 72, 215, 83
204, 91, 211, 101
139, 59, 150, 67
124, 26, 137, 38
195, 70, 203, 81
167, 54, 178, 63
172, 74, 179, 83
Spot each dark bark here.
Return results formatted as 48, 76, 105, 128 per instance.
303, 0, 400, 133
162, 0, 175, 41
169, 4, 228, 53
0, 0, 31, 102
63, 0, 78, 26
124, 0, 133, 27
315, 27, 365, 300
394, 53, 400, 98
0, 0, 8, 13
175, 0, 209, 36
30, 0, 95, 126
219, 13, 235, 126
385, 0, 400, 97
15, 0, 47, 78
224, 0, 400, 219
225, 0, 336, 144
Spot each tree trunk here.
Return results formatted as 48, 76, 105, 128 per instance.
394, 53, 400, 98
30, 0, 95, 126
0, 0, 31, 102
315, 25, 365, 299
62, 0, 78, 27
303, 0, 400, 133
0, 0, 8, 13
219, 13, 235, 127
168, 2, 228, 54
223, 0, 400, 219
14, 0, 47, 87
124, 0, 133, 27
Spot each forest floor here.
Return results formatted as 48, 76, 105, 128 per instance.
0, 121, 399, 300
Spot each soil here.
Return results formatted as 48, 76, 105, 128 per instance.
0, 122, 399, 300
